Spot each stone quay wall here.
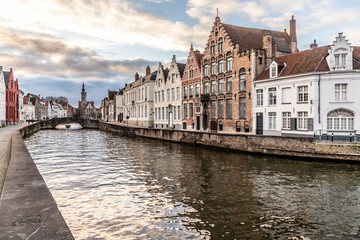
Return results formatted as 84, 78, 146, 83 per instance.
100, 121, 360, 162
0, 123, 74, 239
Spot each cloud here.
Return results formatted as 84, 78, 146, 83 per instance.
0, 28, 158, 80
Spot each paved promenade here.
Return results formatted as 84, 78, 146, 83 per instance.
0, 124, 26, 195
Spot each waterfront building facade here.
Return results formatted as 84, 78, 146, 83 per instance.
123, 66, 157, 128
200, 15, 297, 133
4, 68, 19, 125
108, 90, 116, 122
115, 89, 125, 122
254, 33, 360, 140
182, 45, 204, 131
19, 90, 24, 123
154, 57, 185, 129
23, 101, 35, 121
0, 67, 5, 127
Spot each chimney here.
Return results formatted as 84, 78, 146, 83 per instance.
289, 15, 298, 53
146, 66, 151, 76
135, 72, 139, 81
310, 39, 318, 50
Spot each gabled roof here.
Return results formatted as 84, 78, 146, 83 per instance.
3, 71, 10, 86
222, 24, 290, 52
256, 46, 330, 80
177, 63, 186, 78
108, 90, 116, 100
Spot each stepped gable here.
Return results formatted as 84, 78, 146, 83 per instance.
3, 71, 10, 86
256, 46, 330, 80
176, 63, 186, 78
221, 24, 291, 52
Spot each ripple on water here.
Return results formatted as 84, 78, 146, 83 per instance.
25, 130, 360, 240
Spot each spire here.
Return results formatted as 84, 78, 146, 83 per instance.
82, 81, 85, 92
190, 43, 193, 52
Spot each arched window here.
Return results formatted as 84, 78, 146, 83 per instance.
327, 109, 354, 130
211, 41, 215, 55
218, 38, 223, 52
239, 68, 246, 92
226, 52, 232, 72
211, 58, 216, 75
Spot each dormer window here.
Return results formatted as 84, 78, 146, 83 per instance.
329, 33, 353, 71
270, 62, 277, 78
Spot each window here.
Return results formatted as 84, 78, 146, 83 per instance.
341, 54, 346, 66
195, 84, 200, 97
204, 65, 209, 77
189, 69, 194, 79
158, 91, 161, 102
218, 79, 224, 94
145, 105, 147, 117
162, 90, 164, 102
218, 38, 223, 52
177, 106, 180, 120
174, 87, 179, 100
167, 89, 170, 101
162, 107, 165, 120
171, 88, 175, 101
335, 84, 347, 101
189, 103, 193, 118
154, 93, 157, 103
226, 99, 232, 118
239, 73, 246, 92
282, 112, 291, 129
218, 100, 224, 118
166, 107, 168, 120
196, 103, 201, 114
297, 112, 308, 130
218, 60, 224, 73
211, 80, 216, 95
183, 103, 187, 118
269, 87, 276, 106
204, 81, 209, 94
327, 109, 354, 130
335, 55, 340, 66
298, 86, 308, 102
256, 89, 263, 106
271, 64, 277, 78
226, 77, 232, 93
226, 57, 232, 72
173, 106, 176, 120
183, 86, 188, 98
239, 97, 246, 118
211, 41, 215, 54
172, 74, 175, 83
211, 62, 216, 75
268, 112, 276, 130
189, 85, 194, 98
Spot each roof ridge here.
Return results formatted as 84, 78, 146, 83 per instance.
222, 23, 285, 34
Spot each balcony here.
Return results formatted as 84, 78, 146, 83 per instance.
200, 93, 210, 102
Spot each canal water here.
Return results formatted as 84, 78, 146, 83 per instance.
24, 130, 360, 240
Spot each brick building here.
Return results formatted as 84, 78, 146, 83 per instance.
200, 15, 297, 133
4, 68, 19, 125
182, 44, 204, 130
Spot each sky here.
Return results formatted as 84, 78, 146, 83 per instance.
0, 0, 359, 107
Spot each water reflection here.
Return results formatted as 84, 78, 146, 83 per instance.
25, 130, 360, 239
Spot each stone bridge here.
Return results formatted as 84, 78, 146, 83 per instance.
38, 117, 99, 129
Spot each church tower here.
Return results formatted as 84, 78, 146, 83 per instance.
81, 82, 87, 108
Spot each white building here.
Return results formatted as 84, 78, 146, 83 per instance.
154, 56, 185, 129
58, 103, 67, 118
123, 66, 156, 127
254, 33, 360, 141
115, 89, 125, 122
19, 90, 24, 123
0, 67, 5, 127
23, 102, 35, 121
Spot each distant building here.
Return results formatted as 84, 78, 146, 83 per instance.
79, 83, 97, 119
0, 66, 5, 127
23, 101, 35, 121
19, 89, 24, 123
254, 33, 360, 140
108, 90, 117, 122
4, 68, 19, 125
115, 89, 125, 122
123, 66, 157, 127
154, 56, 185, 129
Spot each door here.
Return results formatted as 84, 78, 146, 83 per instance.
256, 113, 263, 135
196, 116, 200, 130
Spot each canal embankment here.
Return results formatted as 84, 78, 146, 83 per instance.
100, 121, 360, 162
0, 122, 74, 240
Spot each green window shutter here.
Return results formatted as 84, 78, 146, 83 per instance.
290, 118, 297, 130
308, 118, 314, 131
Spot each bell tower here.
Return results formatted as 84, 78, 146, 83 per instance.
81, 82, 87, 107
